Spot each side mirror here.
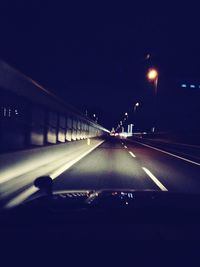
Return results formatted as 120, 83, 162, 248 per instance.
34, 176, 53, 195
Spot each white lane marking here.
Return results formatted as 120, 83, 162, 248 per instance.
5, 140, 105, 209
142, 167, 168, 191
50, 140, 105, 178
129, 151, 136, 158
133, 140, 200, 167
124, 146, 127, 149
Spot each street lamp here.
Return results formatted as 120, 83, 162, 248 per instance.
147, 68, 159, 133
147, 68, 158, 95
133, 102, 140, 133
134, 102, 140, 112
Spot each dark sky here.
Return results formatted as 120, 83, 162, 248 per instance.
0, 1, 200, 130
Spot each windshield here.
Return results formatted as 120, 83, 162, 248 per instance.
0, 2, 200, 210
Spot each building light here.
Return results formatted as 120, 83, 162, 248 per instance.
181, 84, 187, 88
190, 85, 195, 88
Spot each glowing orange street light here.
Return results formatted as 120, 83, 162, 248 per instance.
147, 68, 158, 80
147, 68, 159, 95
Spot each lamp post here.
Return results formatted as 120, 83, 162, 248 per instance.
132, 102, 140, 132
134, 102, 140, 113
147, 68, 159, 132
147, 68, 159, 95
123, 112, 129, 132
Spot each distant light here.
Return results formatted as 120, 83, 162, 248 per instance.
146, 54, 150, 60
135, 102, 139, 107
125, 112, 128, 116
190, 85, 195, 88
119, 132, 128, 138
181, 84, 187, 88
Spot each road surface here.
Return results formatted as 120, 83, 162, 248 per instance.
53, 138, 200, 194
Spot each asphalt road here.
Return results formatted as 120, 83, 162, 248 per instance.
53, 138, 200, 194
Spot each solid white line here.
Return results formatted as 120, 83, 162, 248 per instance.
5, 140, 105, 209
142, 167, 168, 191
124, 145, 127, 149
129, 151, 136, 158
133, 140, 200, 167
50, 140, 105, 179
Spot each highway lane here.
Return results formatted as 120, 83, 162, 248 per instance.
53, 137, 200, 194
125, 139, 200, 193
53, 138, 159, 192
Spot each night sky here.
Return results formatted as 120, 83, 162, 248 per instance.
0, 1, 200, 130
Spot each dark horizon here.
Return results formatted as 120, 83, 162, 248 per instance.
0, 2, 200, 130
